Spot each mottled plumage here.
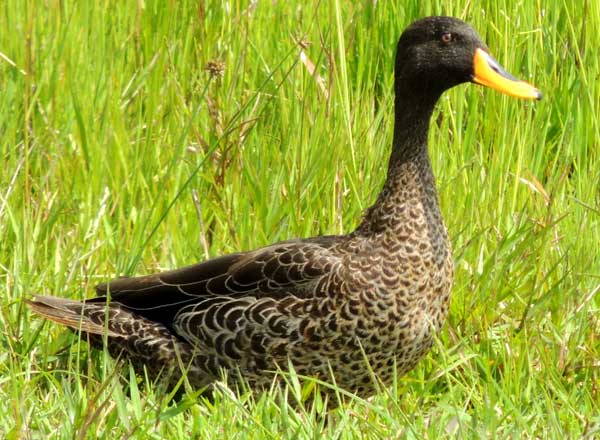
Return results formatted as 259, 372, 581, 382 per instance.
28, 16, 540, 398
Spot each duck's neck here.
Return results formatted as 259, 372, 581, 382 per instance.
356, 90, 445, 236
391, 91, 437, 164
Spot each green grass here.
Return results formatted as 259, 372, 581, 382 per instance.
2, 0, 599, 438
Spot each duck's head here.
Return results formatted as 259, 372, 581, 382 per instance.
395, 16, 541, 101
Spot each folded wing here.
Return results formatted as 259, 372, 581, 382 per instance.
89, 236, 344, 328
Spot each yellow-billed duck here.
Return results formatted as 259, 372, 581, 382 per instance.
28, 16, 541, 398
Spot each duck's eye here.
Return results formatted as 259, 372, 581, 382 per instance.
440, 33, 452, 44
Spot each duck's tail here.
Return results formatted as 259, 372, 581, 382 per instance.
27, 295, 123, 337
27, 295, 202, 387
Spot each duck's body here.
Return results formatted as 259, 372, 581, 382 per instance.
29, 16, 540, 397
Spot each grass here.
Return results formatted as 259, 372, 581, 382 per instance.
1, 0, 599, 438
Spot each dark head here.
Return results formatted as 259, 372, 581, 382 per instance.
395, 16, 541, 103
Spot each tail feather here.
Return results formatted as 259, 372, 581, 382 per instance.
26, 295, 121, 337
27, 294, 206, 388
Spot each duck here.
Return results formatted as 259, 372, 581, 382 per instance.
28, 16, 541, 399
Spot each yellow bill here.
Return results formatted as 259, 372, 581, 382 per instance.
473, 48, 542, 100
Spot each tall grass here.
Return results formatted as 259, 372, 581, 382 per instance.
1, 0, 598, 438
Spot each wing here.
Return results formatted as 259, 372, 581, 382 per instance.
90, 235, 344, 327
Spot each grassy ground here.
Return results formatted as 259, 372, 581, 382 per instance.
1, 0, 599, 438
